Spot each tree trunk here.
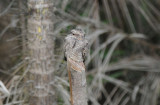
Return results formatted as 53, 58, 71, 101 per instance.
27, 0, 55, 105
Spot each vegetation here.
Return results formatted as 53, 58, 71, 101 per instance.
0, 0, 160, 105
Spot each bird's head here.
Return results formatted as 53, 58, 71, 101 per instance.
71, 29, 85, 38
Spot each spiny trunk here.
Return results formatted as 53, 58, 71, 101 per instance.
27, 0, 55, 105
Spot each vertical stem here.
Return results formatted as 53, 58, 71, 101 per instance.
67, 61, 88, 105
19, 0, 26, 55
27, 0, 55, 105
93, 0, 100, 68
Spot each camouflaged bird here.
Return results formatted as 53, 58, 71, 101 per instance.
64, 29, 88, 72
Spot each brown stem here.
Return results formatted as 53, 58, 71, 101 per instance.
67, 61, 88, 105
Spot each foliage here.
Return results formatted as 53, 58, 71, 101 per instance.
0, 0, 160, 105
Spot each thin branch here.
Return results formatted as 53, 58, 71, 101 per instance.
0, 0, 15, 17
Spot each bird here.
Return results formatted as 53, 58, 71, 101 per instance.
64, 29, 88, 72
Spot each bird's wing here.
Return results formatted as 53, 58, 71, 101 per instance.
82, 40, 89, 62
68, 58, 85, 72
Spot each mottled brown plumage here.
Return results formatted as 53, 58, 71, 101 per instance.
64, 29, 88, 105
64, 29, 88, 72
